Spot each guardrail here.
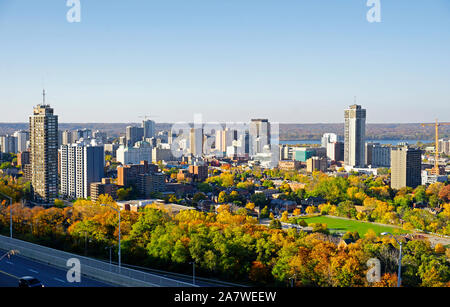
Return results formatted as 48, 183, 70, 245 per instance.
0, 235, 196, 287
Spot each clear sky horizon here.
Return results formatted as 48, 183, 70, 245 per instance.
0, 0, 449, 124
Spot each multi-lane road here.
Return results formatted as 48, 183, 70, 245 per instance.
0, 246, 246, 287
0, 249, 113, 287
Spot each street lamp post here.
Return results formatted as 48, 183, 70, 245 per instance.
381, 232, 403, 287
101, 204, 121, 271
289, 273, 297, 288
0, 192, 12, 238
105, 246, 113, 271
189, 261, 196, 285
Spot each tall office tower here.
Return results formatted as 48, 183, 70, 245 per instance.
30, 101, 58, 203
0, 135, 17, 154
92, 130, 107, 144
190, 128, 204, 157
62, 130, 73, 145
14, 130, 29, 152
241, 130, 250, 156
390, 146, 422, 189
126, 126, 144, 147
215, 128, 237, 153
249, 119, 270, 156
344, 104, 366, 168
142, 119, 156, 140
60, 140, 105, 199
321, 133, 338, 148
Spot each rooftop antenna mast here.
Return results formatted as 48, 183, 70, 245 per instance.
42, 89, 46, 105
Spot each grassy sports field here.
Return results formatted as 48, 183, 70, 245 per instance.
299, 215, 408, 236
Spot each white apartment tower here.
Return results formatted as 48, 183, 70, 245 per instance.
60, 140, 105, 199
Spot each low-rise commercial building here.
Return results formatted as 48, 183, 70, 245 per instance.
117, 160, 159, 187
90, 178, 118, 202
278, 160, 301, 171
306, 156, 327, 173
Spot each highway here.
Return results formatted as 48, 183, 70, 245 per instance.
115, 262, 247, 287
0, 249, 114, 287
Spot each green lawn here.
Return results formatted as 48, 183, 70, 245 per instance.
299, 215, 407, 236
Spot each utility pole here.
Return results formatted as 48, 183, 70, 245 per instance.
101, 204, 121, 271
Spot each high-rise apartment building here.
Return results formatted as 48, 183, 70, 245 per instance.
30, 102, 58, 203
0, 135, 17, 154
344, 104, 366, 168
137, 173, 166, 198
326, 141, 344, 162
390, 146, 422, 189
61, 130, 73, 145
438, 139, 450, 155
366, 143, 391, 168
60, 140, 105, 199
14, 130, 29, 152
249, 119, 270, 156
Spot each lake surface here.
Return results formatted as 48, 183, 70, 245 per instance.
279, 139, 433, 146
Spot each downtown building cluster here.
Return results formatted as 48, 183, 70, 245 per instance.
2, 98, 449, 205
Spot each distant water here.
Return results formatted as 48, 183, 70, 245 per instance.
279, 139, 433, 146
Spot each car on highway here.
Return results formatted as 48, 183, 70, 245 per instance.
18, 276, 44, 288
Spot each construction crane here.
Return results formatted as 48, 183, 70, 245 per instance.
421, 119, 450, 175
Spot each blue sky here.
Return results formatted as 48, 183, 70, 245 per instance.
0, 0, 449, 123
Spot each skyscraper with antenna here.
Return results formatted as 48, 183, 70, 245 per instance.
344, 104, 366, 168
29, 91, 58, 203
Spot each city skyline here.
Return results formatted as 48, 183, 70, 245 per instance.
0, 1, 449, 123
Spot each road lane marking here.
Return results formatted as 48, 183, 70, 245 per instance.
28, 269, 39, 274
0, 269, 19, 280
54, 278, 66, 283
